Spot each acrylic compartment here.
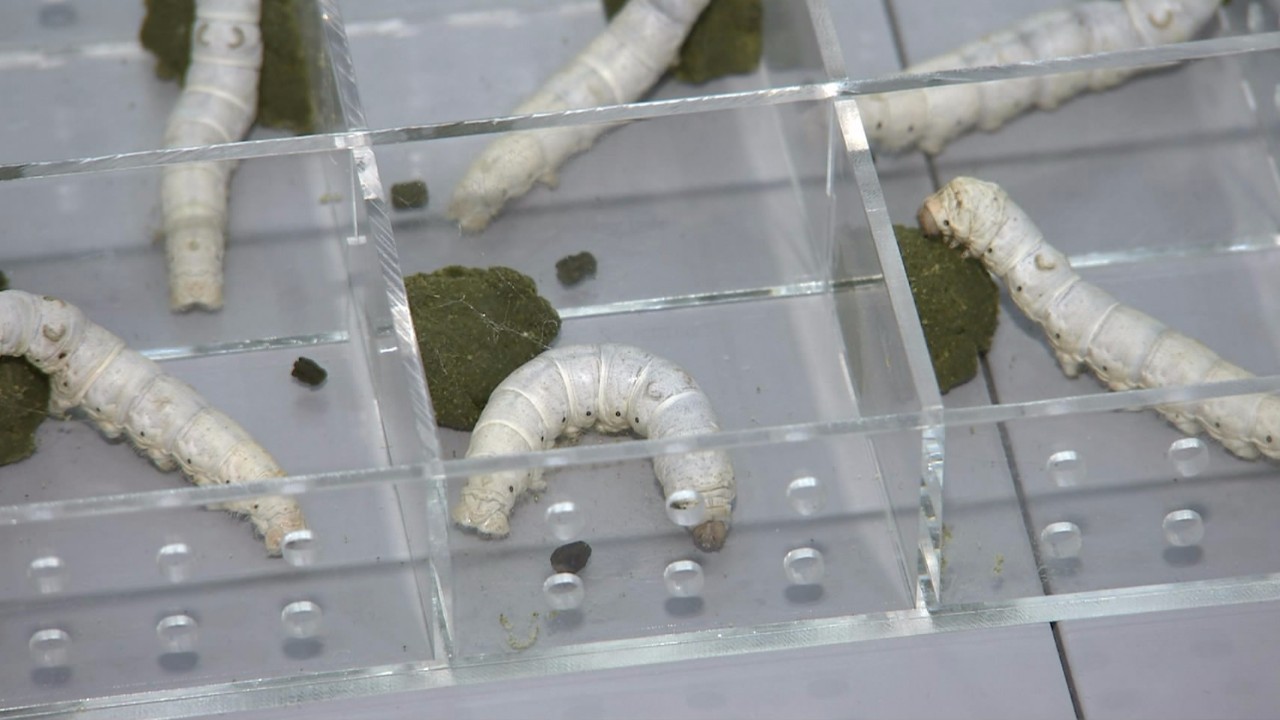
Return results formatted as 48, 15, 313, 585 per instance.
439, 429, 923, 658
339, 0, 836, 130
866, 6, 1279, 248
865, 10, 1280, 609
0, 150, 368, 358
0, 470, 439, 709
0, 152, 434, 508
936, 379, 1280, 608
858, 46, 1280, 413
418, 88, 939, 643
379, 99, 839, 317
0, 0, 340, 164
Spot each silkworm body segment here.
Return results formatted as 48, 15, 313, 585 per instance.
446, 0, 712, 232
919, 177, 1280, 460
162, 0, 263, 311
453, 344, 735, 551
0, 290, 304, 552
862, 0, 1220, 155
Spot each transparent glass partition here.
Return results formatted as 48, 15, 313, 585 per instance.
848, 35, 1280, 609
0, 468, 439, 709
381, 100, 837, 315
938, 376, 1280, 607
340, 0, 838, 129
0, 0, 338, 164
436, 430, 920, 659
0, 152, 362, 358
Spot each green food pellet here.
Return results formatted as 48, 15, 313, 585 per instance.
404, 266, 561, 430
390, 180, 429, 211
140, 0, 317, 134
603, 0, 762, 84
555, 252, 598, 287
291, 357, 327, 387
897, 224, 999, 393
550, 541, 592, 574
0, 272, 50, 466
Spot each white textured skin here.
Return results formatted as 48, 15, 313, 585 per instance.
162, 0, 263, 311
0, 290, 305, 553
446, 0, 713, 233
453, 344, 735, 550
862, 0, 1220, 155
919, 177, 1280, 461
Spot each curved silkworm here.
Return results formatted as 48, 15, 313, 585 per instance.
862, 0, 1220, 155
161, 0, 263, 311
452, 344, 735, 551
446, 0, 712, 233
919, 177, 1280, 460
0, 290, 305, 553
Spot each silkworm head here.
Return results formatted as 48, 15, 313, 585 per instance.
918, 178, 1003, 259
451, 485, 512, 538
262, 527, 287, 557
918, 188, 976, 255
691, 520, 727, 552
917, 193, 950, 238
1252, 395, 1280, 460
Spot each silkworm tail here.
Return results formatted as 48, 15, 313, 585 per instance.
446, 0, 710, 232
222, 496, 306, 555
452, 469, 531, 538
655, 448, 735, 551
173, 408, 305, 555
161, 0, 262, 310
446, 129, 601, 234
163, 162, 232, 311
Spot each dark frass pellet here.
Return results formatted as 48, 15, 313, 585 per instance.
555, 252, 597, 287
390, 180, 429, 211
291, 357, 327, 387
550, 540, 592, 574
896, 224, 998, 393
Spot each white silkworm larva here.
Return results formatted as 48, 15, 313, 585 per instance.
0, 290, 304, 553
919, 176, 1280, 461
161, 0, 263, 311
452, 343, 735, 551
861, 0, 1220, 155
445, 0, 712, 233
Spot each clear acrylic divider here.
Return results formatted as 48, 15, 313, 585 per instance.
437, 428, 921, 660
0, 468, 439, 710
0, 0, 338, 164
339, 0, 836, 130
844, 22, 1280, 609
0, 151, 359, 358
938, 376, 1280, 605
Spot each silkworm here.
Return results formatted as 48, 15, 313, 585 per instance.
452, 343, 735, 551
0, 289, 305, 553
161, 0, 263, 311
862, 0, 1220, 155
445, 0, 712, 233
919, 176, 1280, 461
